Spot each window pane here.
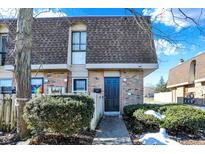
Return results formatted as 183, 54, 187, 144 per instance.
0, 36, 2, 53
0, 79, 12, 94
72, 32, 80, 44
74, 79, 86, 91
80, 44, 86, 50
72, 44, 80, 50
0, 79, 12, 87
72, 52, 86, 64
81, 32, 86, 44
2, 36, 7, 53
31, 78, 43, 94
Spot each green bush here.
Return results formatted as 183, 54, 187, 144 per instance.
123, 104, 205, 135
23, 95, 94, 135
131, 109, 161, 133
161, 106, 205, 134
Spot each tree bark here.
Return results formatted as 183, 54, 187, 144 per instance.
14, 8, 33, 139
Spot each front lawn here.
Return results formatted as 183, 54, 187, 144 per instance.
123, 104, 205, 145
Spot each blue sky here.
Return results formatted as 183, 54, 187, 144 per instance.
2, 8, 205, 86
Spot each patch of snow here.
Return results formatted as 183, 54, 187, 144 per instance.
0, 131, 3, 135
16, 139, 31, 145
139, 128, 180, 145
144, 110, 165, 120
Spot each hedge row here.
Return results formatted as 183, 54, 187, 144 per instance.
123, 104, 205, 134
23, 95, 94, 135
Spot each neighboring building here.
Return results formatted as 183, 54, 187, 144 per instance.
167, 52, 205, 105
144, 86, 155, 98
0, 16, 158, 114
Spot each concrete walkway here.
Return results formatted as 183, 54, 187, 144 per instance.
92, 116, 132, 145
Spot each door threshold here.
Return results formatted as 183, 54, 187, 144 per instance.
104, 112, 120, 116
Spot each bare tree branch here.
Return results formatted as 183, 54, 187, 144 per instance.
178, 8, 205, 35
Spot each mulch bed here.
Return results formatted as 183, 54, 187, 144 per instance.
169, 130, 205, 145
0, 132, 18, 145
30, 130, 96, 145
0, 130, 96, 145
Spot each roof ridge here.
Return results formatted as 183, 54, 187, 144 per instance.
169, 51, 205, 71
0, 15, 151, 21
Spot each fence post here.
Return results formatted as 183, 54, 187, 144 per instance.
0, 94, 3, 129
11, 94, 16, 131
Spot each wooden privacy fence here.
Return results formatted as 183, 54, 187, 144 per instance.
0, 94, 17, 132
0, 93, 104, 132
90, 93, 104, 130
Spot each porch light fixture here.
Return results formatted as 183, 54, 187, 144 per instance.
64, 78, 68, 82
123, 78, 127, 82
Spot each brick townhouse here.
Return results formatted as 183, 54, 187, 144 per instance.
0, 16, 158, 114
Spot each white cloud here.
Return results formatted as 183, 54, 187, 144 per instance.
143, 8, 205, 31
34, 9, 67, 18
154, 39, 183, 56
0, 8, 67, 19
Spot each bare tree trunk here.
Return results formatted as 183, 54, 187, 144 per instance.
14, 8, 33, 139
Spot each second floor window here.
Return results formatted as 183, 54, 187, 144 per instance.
72, 32, 86, 64
0, 35, 8, 66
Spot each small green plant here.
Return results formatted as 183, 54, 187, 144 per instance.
23, 95, 94, 135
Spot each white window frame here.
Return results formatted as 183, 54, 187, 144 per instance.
71, 31, 86, 65
72, 78, 88, 93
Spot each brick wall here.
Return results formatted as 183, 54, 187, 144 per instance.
120, 69, 143, 111
42, 71, 68, 94
88, 70, 104, 95
67, 71, 72, 93
88, 69, 144, 113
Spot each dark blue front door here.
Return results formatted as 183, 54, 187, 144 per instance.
104, 77, 120, 112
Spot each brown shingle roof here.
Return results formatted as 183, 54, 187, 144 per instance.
167, 52, 205, 87
0, 16, 157, 65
